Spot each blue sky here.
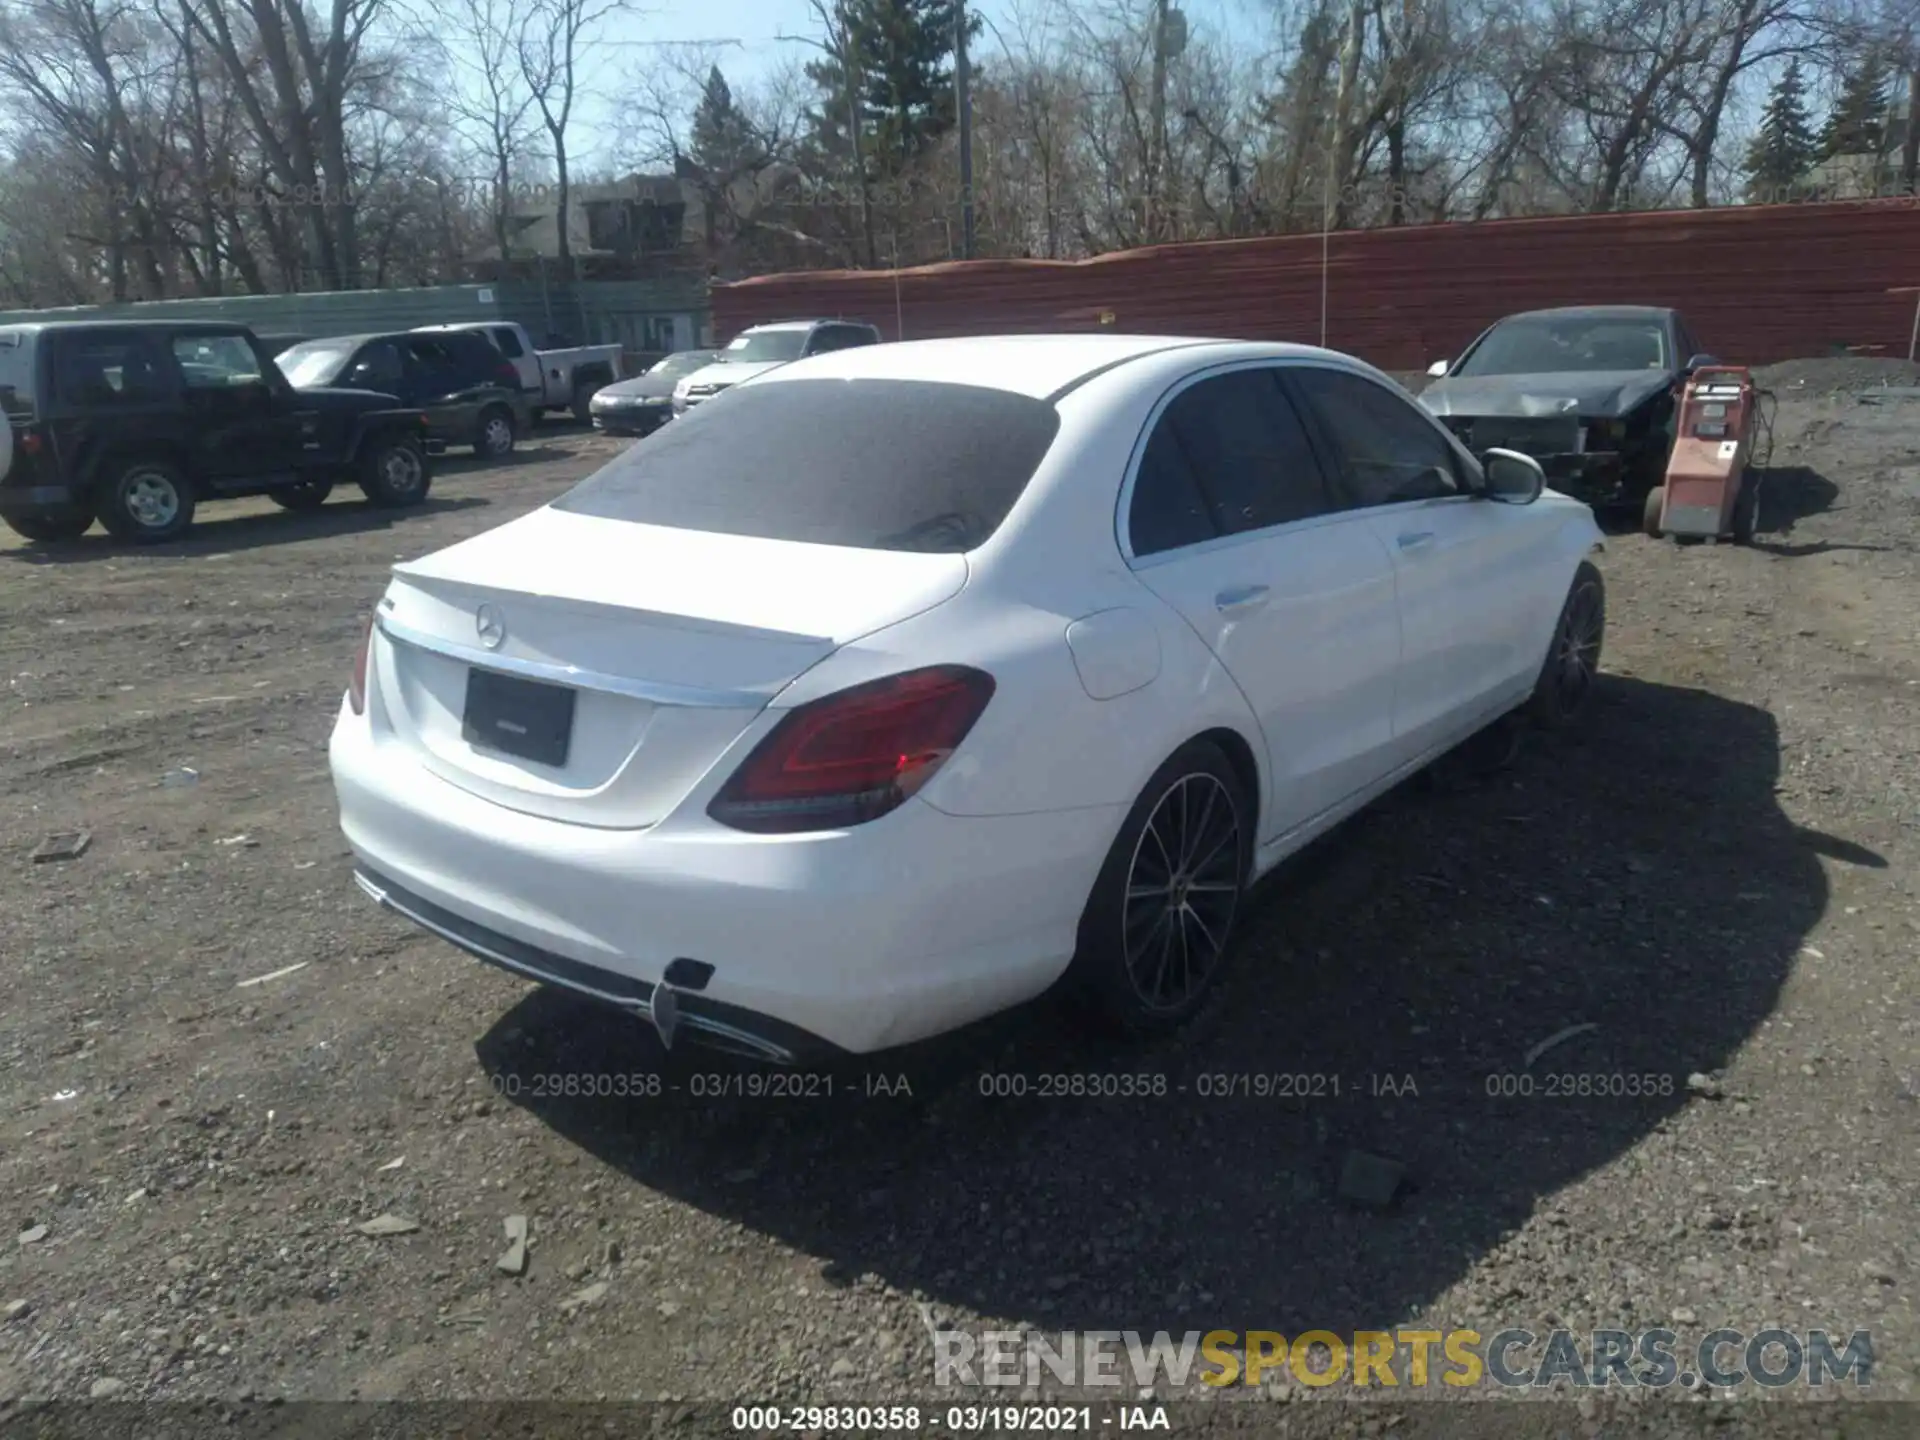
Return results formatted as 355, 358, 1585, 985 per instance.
606, 0, 1269, 85
577, 0, 1274, 167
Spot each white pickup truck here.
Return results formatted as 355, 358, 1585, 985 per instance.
413, 322, 624, 422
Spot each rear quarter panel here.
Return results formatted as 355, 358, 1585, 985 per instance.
65, 414, 197, 490
766, 374, 1267, 826
857, 578, 1258, 823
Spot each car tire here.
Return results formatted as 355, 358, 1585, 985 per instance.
476, 405, 516, 459
98, 458, 195, 543
357, 437, 432, 508
269, 479, 334, 511
571, 383, 601, 425
1527, 560, 1606, 730
1065, 740, 1252, 1037
4, 508, 94, 543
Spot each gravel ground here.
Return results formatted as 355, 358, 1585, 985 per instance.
0, 380, 1914, 1431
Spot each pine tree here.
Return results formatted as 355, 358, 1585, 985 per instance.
1819, 51, 1892, 160
805, 0, 981, 179
1743, 59, 1819, 201
689, 67, 759, 180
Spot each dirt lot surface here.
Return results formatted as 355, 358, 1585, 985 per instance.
1, 375, 1916, 1430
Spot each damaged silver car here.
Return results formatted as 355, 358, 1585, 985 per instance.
1419, 305, 1717, 512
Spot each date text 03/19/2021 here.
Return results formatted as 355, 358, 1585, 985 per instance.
485, 1070, 913, 1101
730, 1405, 1170, 1433
482, 1070, 1437, 1102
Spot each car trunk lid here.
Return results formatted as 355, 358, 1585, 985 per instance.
369, 504, 969, 828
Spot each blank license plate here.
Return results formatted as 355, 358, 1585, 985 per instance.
462, 668, 575, 767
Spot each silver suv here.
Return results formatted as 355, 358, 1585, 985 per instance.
672, 319, 882, 414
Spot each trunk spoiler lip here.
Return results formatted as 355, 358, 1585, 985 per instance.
382, 567, 836, 648
372, 610, 783, 710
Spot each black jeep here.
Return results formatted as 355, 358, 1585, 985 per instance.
0, 320, 438, 545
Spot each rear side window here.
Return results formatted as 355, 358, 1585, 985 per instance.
1129, 424, 1215, 556
53, 332, 171, 405
345, 342, 405, 390
402, 338, 457, 375
552, 378, 1061, 553
491, 327, 525, 358
1128, 368, 1335, 556
443, 336, 496, 381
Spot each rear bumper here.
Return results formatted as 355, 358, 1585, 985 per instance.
353, 863, 846, 1063
328, 699, 1121, 1056
0, 484, 82, 519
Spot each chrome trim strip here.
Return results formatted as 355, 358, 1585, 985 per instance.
353, 871, 796, 1065
373, 612, 774, 709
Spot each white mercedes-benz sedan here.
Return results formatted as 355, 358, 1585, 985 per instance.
330, 334, 1606, 1063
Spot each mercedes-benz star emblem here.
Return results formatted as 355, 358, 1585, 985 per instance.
475, 604, 506, 650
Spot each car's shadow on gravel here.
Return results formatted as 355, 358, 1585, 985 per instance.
1, 496, 491, 564
478, 674, 1857, 1343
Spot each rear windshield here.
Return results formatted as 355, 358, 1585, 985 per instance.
551, 378, 1062, 553
276, 341, 355, 387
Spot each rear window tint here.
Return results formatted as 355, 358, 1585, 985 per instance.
551, 378, 1062, 553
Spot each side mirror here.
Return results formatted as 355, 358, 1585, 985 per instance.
1683, 352, 1719, 373
1426, 359, 1450, 378
1481, 447, 1545, 505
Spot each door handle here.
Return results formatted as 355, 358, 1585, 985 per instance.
1397, 531, 1436, 551
1214, 584, 1271, 614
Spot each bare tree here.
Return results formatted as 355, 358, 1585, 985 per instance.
429, 0, 538, 265
176, 0, 398, 287
0, 0, 172, 298
517, 0, 624, 280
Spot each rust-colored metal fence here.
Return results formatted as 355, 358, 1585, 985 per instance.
711, 199, 1920, 369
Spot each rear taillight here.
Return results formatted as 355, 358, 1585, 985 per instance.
348, 614, 375, 715
20, 429, 42, 455
708, 666, 995, 833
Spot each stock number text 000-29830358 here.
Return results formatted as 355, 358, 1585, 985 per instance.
729, 1406, 1120, 1433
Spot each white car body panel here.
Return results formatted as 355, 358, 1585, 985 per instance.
331, 333, 1604, 1057
1129, 514, 1402, 842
